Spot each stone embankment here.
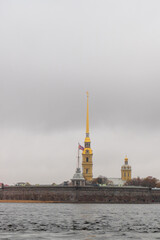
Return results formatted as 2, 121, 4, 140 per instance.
0, 186, 160, 203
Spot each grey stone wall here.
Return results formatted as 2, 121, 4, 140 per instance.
0, 186, 160, 203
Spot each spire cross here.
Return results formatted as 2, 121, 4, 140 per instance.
86, 91, 89, 98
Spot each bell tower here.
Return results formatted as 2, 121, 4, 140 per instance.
121, 156, 131, 181
82, 92, 93, 181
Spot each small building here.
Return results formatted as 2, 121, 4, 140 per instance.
71, 167, 85, 186
0, 183, 4, 188
121, 156, 132, 181
15, 182, 29, 186
108, 178, 126, 186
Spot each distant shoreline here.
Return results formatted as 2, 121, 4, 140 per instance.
0, 200, 159, 204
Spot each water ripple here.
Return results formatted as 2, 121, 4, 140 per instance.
0, 203, 160, 239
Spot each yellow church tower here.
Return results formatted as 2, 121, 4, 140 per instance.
82, 92, 93, 181
121, 156, 131, 181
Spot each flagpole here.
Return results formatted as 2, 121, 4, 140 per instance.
78, 143, 79, 168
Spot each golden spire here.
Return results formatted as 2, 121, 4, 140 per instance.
82, 91, 93, 181
124, 155, 128, 165
86, 91, 89, 135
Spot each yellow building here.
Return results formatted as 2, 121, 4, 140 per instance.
82, 92, 93, 181
121, 156, 131, 181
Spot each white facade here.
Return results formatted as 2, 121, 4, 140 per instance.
108, 178, 126, 186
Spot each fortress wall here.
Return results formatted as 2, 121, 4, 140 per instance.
0, 186, 160, 203
151, 189, 160, 202
0, 186, 76, 202
75, 186, 152, 203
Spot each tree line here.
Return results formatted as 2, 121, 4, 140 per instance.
125, 176, 160, 188
92, 176, 160, 188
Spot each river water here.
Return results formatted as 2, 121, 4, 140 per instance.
0, 203, 160, 239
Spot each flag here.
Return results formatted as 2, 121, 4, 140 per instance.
79, 144, 84, 151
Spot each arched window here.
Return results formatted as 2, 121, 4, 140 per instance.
86, 169, 88, 174
85, 142, 90, 148
86, 157, 88, 162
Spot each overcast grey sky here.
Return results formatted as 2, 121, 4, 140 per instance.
1, 0, 160, 184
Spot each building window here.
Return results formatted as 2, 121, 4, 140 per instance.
86, 169, 88, 174
86, 157, 88, 162
85, 142, 90, 148
124, 172, 126, 177
128, 173, 129, 177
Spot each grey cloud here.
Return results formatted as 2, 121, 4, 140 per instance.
1, 0, 160, 183
1, 1, 160, 132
